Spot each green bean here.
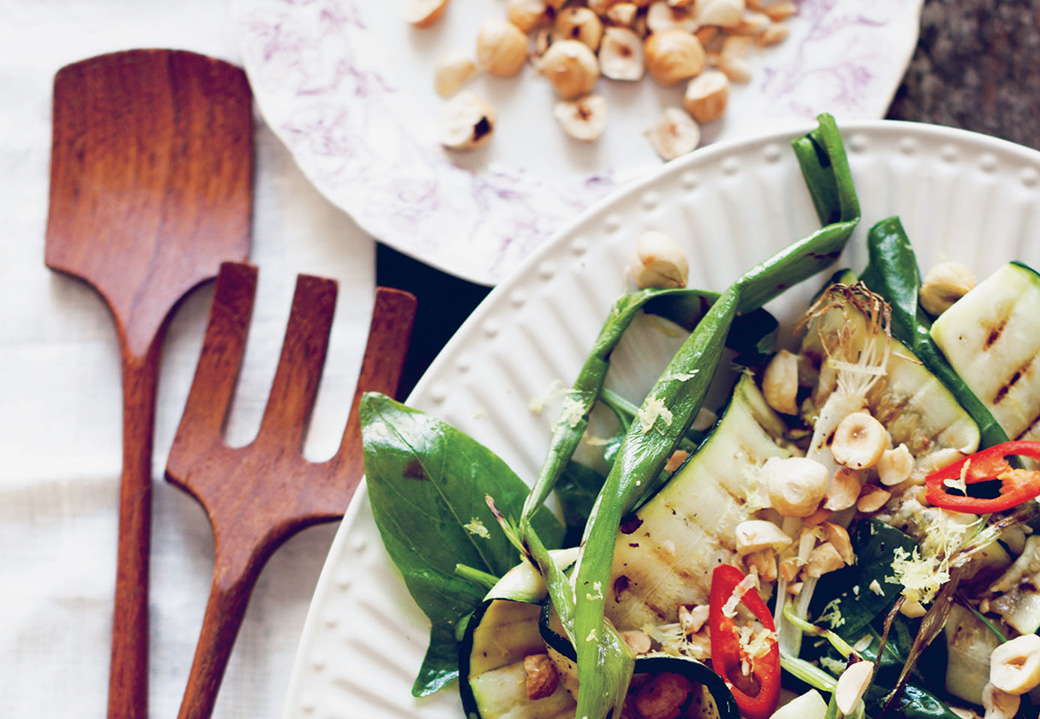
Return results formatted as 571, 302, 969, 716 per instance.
515, 286, 719, 693
519, 287, 715, 521
565, 114, 862, 719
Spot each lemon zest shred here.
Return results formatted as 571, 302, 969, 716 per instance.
464, 519, 491, 539
637, 396, 673, 434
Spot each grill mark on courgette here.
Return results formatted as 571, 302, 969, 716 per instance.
649, 544, 698, 582
688, 484, 755, 541
612, 561, 680, 623
613, 575, 630, 601
875, 380, 944, 455
612, 529, 725, 624
993, 358, 1033, 404
1015, 412, 1040, 440
985, 318, 1008, 349
872, 389, 911, 426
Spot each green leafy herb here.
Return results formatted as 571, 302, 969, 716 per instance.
856, 627, 963, 719
880, 566, 964, 716
360, 393, 565, 696
810, 519, 919, 638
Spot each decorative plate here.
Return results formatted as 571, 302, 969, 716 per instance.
277, 120, 1040, 718
234, 0, 923, 285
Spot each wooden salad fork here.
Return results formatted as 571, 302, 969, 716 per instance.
44, 49, 253, 719
165, 261, 417, 719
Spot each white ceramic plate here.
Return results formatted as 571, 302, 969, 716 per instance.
279, 120, 1040, 718
234, 0, 923, 285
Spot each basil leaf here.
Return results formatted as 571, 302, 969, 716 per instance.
413, 621, 461, 697
856, 628, 962, 719
360, 393, 565, 695
864, 682, 963, 719
810, 519, 918, 638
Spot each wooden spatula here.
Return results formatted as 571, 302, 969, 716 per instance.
45, 49, 253, 719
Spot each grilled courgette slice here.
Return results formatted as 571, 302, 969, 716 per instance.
460, 550, 580, 719
605, 373, 797, 634
460, 549, 739, 719
931, 261, 1040, 443
800, 283, 981, 466
539, 602, 740, 719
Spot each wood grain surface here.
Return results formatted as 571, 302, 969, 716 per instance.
165, 263, 416, 719
44, 49, 253, 719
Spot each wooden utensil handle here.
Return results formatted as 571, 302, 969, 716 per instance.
177, 550, 261, 719
110, 347, 161, 719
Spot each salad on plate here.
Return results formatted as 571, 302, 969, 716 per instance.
358, 116, 1040, 719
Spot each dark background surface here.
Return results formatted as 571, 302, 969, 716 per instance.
377, 0, 1040, 399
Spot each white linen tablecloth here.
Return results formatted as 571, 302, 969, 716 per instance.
0, 2, 377, 717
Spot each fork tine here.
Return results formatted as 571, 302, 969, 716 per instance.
164, 274, 417, 719
332, 287, 417, 484
254, 274, 337, 448
169, 262, 257, 468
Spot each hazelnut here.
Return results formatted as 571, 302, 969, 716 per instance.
556, 6, 605, 51
629, 230, 689, 288
553, 94, 608, 142
683, 69, 729, 123
920, 261, 977, 316
402, 0, 449, 28
761, 456, 830, 518
644, 28, 706, 86
599, 27, 645, 81
644, 107, 700, 160
439, 92, 495, 150
476, 19, 529, 77
538, 39, 601, 99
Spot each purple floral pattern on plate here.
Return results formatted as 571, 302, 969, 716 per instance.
234, 0, 922, 285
